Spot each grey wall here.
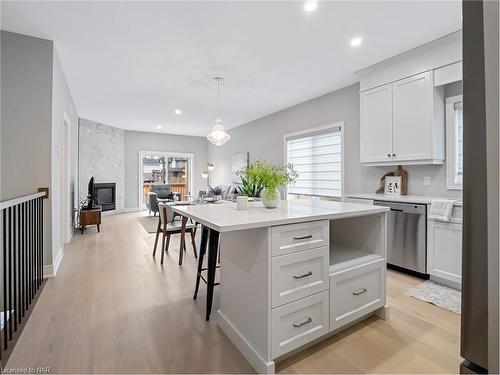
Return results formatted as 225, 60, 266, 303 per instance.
51, 48, 79, 265
208, 84, 363, 195
208, 82, 462, 200
1, 31, 54, 266
79, 119, 125, 210
124, 130, 208, 208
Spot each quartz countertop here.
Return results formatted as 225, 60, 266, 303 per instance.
347, 193, 463, 206
172, 200, 388, 232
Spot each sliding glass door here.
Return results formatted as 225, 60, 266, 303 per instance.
139, 151, 194, 209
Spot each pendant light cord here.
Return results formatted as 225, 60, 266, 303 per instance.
215, 77, 222, 119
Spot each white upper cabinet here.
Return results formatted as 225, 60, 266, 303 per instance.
360, 71, 444, 165
392, 71, 433, 161
360, 83, 393, 163
357, 32, 461, 166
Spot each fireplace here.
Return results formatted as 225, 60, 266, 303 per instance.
94, 183, 116, 212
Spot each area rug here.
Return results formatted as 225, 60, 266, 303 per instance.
138, 215, 158, 233
407, 280, 461, 314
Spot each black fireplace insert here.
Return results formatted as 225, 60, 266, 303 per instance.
94, 182, 116, 212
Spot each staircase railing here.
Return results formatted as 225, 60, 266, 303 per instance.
0, 189, 47, 368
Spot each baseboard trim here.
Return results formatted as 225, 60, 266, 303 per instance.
216, 309, 275, 374
43, 246, 64, 278
122, 207, 140, 213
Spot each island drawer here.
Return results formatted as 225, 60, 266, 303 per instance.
271, 246, 329, 308
271, 220, 329, 256
330, 258, 385, 331
271, 290, 329, 358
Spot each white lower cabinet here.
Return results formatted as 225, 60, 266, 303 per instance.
329, 259, 385, 331
271, 290, 330, 358
271, 246, 329, 308
427, 220, 462, 284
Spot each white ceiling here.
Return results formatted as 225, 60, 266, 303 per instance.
1, 1, 461, 136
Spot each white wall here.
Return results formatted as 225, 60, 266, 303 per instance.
208, 82, 462, 199
1, 31, 54, 266
124, 130, 208, 209
79, 119, 125, 210
51, 48, 78, 268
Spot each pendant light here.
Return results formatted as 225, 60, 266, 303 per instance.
207, 77, 231, 146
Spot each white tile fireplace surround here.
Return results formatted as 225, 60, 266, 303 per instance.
79, 118, 125, 211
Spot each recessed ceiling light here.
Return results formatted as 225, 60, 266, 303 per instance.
350, 36, 363, 47
156, 125, 163, 129
304, 0, 317, 12
174, 109, 182, 115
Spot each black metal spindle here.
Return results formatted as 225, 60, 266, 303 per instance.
39, 198, 42, 287
7, 207, 12, 340
3, 209, 7, 351
17, 204, 21, 324
40, 198, 43, 286
22, 202, 26, 316
13, 205, 17, 333
27, 201, 31, 304
30, 200, 33, 301
34, 200, 37, 290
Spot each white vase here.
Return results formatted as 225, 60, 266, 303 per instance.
261, 188, 280, 209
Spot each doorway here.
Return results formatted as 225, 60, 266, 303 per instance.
61, 113, 72, 244
138, 151, 194, 209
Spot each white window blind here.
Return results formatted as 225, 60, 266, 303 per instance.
286, 127, 342, 198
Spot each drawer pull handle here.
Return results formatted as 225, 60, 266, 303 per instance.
293, 317, 312, 328
293, 271, 312, 279
293, 235, 313, 240
353, 288, 367, 296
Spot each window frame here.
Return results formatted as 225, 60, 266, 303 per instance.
445, 95, 463, 190
283, 122, 345, 201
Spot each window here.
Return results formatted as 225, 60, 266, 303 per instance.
446, 95, 463, 189
285, 124, 343, 201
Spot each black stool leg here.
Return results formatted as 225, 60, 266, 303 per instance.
194, 226, 209, 300
206, 229, 220, 321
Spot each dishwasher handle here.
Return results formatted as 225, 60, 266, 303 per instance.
390, 208, 404, 212
374, 200, 427, 215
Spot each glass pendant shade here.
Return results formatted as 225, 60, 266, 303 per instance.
207, 117, 231, 146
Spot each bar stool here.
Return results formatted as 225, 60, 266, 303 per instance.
193, 225, 220, 321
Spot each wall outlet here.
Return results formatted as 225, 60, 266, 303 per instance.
424, 176, 431, 186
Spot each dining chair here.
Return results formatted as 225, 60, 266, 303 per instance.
153, 202, 197, 265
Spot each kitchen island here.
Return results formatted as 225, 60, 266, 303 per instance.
173, 200, 389, 374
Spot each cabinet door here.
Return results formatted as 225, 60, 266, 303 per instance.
427, 220, 462, 284
360, 84, 393, 163
392, 71, 433, 161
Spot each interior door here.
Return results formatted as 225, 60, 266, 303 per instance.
392, 71, 433, 161
360, 83, 393, 163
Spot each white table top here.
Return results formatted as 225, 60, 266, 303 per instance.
171, 200, 388, 232
347, 193, 463, 206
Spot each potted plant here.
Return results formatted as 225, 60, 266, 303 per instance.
251, 160, 298, 208
236, 165, 264, 198
209, 185, 224, 201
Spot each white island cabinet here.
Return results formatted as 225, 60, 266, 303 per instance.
173, 200, 389, 374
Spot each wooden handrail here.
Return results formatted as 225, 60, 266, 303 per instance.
0, 191, 47, 210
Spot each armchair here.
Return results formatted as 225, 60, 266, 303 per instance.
147, 184, 173, 216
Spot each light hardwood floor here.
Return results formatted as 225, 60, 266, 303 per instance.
6, 211, 461, 373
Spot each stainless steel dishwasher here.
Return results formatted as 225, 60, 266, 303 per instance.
373, 200, 427, 275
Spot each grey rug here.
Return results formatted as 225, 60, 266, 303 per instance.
408, 280, 461, 314
138, 215, 159, 233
